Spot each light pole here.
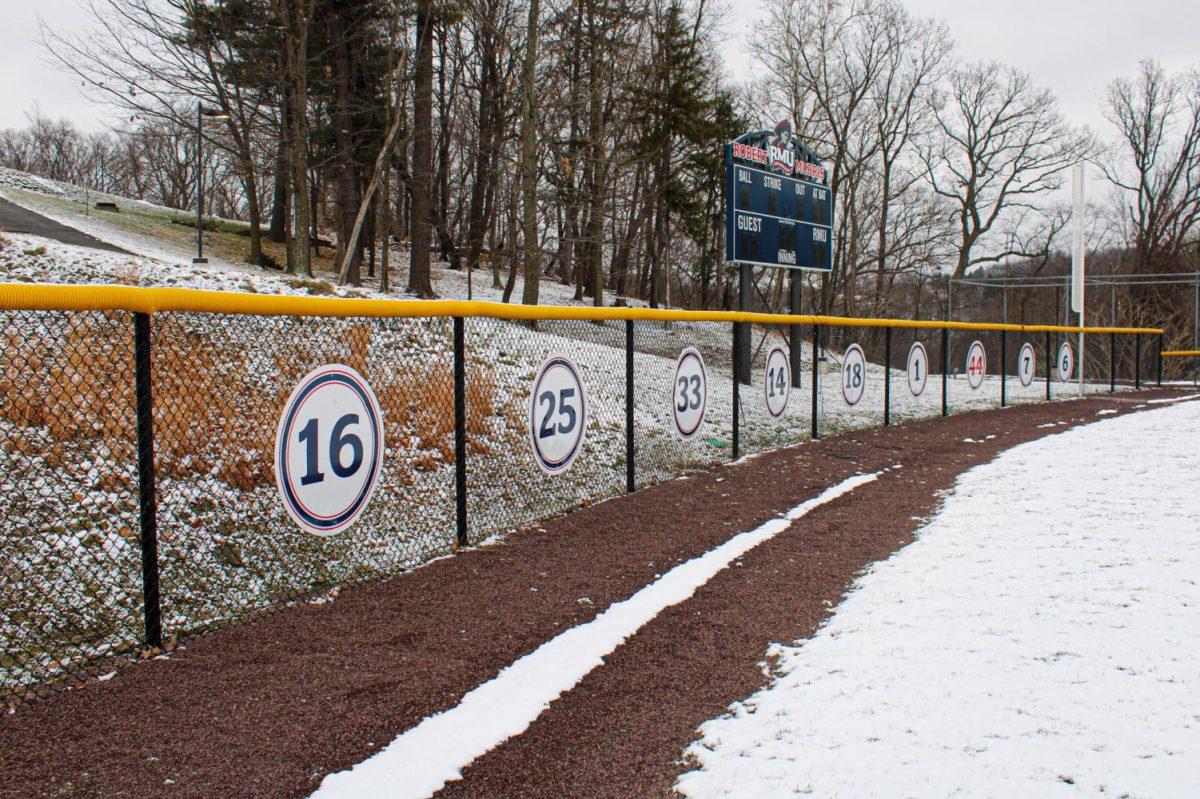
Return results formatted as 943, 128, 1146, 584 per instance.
194, 103, 230, 264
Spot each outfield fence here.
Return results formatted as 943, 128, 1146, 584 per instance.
0, 284, 1163, 701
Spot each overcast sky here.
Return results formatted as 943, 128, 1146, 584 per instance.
719, 0, 1200, 137
2, 0, 1198, 138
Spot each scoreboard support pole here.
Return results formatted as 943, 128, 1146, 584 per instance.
789, 271, 802, 390
737, 264, 752, 385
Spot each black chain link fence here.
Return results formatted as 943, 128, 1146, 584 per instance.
0, 306, 1160, 703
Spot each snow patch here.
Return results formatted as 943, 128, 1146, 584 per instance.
677, 401, 1200, 798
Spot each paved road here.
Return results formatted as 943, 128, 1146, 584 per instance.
0, 195, 130, 254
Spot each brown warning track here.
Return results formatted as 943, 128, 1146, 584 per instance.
0, 390, 1186, 798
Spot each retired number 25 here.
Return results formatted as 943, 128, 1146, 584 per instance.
538, 389, 578, 438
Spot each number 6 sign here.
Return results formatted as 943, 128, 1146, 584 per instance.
1057, 342, 1075, 383
275, 364, 385, 536
529, 355, 588, 474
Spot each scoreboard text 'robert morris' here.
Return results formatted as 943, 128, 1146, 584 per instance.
724, 120, 833, 272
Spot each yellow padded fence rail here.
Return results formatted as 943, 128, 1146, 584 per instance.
0, 283, 1164, 336
1161, 350, 1200, 357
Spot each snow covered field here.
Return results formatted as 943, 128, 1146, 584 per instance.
678, 398, 1200, 799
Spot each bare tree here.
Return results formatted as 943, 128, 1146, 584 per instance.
921, 62, 1090, 278
1101, 59, 1200, 275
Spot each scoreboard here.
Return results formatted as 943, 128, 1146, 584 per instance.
724, 135, 833, 272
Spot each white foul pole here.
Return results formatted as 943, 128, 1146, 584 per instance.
1072, 163, 1086, 396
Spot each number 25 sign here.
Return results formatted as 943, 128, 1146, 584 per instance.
275, 365, 385, 536
529, 355, 588, 474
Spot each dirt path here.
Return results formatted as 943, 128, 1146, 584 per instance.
0, 390, 1185, 798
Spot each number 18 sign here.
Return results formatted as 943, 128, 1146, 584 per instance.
275, 364, 385, 536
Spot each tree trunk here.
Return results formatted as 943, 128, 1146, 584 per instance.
268, 95, 290, 244
518, 0, 542, 306
280, 0, 313, 278
407, 0, 436, 297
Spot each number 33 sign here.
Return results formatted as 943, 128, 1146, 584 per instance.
529, 355, 588, 474
275, 365, 385, 536
673, 347, 708, 439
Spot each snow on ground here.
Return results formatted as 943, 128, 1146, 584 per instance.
313, 472, 881, 799
677, 399, 1200, 799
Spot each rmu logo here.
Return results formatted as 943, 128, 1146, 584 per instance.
767, 119, 795, 175
730, 120, 827, 184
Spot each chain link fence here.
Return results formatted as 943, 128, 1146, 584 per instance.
0, 296, 1162, 703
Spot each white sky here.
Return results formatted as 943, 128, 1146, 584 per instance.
2, 0, 1198, 137
720, 0, 1200, 138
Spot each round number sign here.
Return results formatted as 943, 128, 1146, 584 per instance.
906, 341, 929, 397
275, 364, 384, 536
965, 340, 987, 390
842, 343, 867, 406
764, 346, 791, 417
529, 355, 588, 474
672, 347, 707, 439
1017, 342, 1037, 387
1057, 342, 1075, 383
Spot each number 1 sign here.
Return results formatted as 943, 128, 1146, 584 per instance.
529, 355, 588, 474
275, 364, 385, 536
906, 342, 928, 397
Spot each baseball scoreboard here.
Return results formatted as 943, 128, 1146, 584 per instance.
724, 122, 833, 272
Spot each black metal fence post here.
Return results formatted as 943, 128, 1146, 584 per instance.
810, 324, 820, 439
1157, 333, 1164, 387
883, 326, 892, 426
133, 312, 162, 650
940, 325, 948, 417
1135, 334, 1142, 389
1045, 331, 1052, 401
1110, 332, 1117, 393
625, 319, 635, 492
1000, 328, 1007, 407
732, 320, 740, 459
453, 317, 467, 547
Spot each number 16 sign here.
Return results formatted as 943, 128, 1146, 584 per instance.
276, 364, 385, 536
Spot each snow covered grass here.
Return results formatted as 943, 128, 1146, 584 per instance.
677, 399, 1200, 799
